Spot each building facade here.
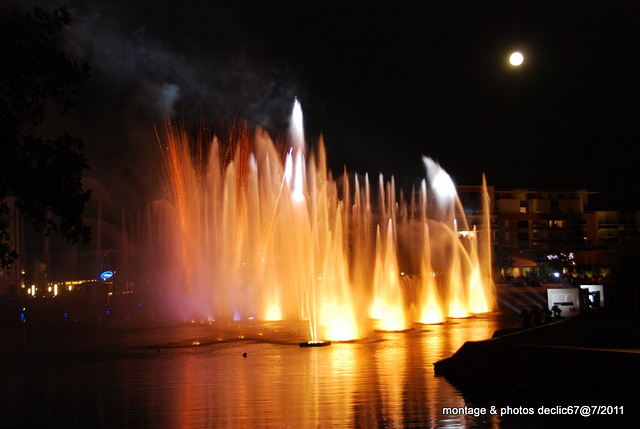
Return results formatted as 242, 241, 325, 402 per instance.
458, 187, 640, 281
493, 189, 593, 258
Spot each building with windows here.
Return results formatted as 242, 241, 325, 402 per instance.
585, 210, 640, 245
493, 189, 593, 259
458, 187, 640, 283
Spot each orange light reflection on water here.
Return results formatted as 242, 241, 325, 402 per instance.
2, 316, 518, 428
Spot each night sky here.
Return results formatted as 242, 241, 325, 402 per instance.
6, 0, 640, 211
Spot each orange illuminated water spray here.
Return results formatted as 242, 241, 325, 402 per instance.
156, 100, 494, 340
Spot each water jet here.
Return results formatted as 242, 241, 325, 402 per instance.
154, 99, 495, 342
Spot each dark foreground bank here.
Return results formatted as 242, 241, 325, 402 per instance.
435, 309, 640, 426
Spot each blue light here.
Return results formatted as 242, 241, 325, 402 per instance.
100, 270, 114, 281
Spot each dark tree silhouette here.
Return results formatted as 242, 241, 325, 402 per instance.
0, 7, 91, 268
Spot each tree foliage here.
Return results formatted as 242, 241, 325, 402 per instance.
0, 7, 91, 268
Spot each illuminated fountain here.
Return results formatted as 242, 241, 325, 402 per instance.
156, 100, 494, 342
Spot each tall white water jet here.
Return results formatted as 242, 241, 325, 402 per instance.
424, 157, 466, 318
156, 100, 494, 341
419, 156, 492, 319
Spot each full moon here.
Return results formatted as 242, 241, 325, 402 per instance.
509, 51, 524, 66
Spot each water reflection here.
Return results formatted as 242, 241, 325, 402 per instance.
2, 313, 521, 428
375, 337, 406, 427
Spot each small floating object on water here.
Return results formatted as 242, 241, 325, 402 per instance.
300, 340, 331, 347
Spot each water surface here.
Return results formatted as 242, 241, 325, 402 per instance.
3, 312, 627, 428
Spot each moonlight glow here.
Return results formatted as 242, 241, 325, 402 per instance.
509, 52, 524, 66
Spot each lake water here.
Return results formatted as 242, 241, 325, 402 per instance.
0, 312, 633, 428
